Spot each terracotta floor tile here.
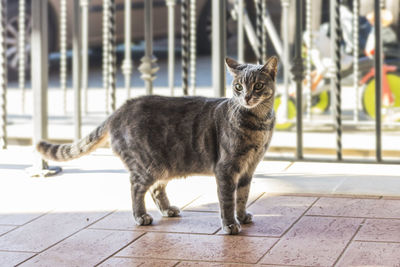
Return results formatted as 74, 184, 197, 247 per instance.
355, 219, 400, 242
0, 225, 15, 236
0, 251, 35, 266
20, 229, 143, 267
260, 216, 362, 266
117, 232, 277, 264
0, 211, 109, 252
336, 241, 400, 267
98, 257, 178, 267
229, 196, 316, 237
0, 212, 46, 226
308, 197, 400, 218
184, 188, 264, 212
91, 210, 221, 234
177, 261, 255, 266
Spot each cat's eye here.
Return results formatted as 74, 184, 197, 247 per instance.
254, 82, 265, 91
235, 83, 243, 91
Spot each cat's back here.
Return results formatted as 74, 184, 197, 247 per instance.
130, 95, 225, 114
115, 95, 225, 122
109, 95, 228, 138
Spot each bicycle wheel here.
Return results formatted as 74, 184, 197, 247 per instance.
311, 90, 330, 114
362, 72, 400, 118
274, 95, 296, 130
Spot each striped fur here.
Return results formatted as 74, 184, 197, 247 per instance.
36, 56, 278, 235
36, 121, 109, 161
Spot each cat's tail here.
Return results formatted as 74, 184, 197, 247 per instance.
36, 120, 109, 162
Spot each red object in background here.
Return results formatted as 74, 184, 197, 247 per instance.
360, 63, 397, 105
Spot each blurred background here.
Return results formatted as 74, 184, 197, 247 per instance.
2, 0, 400, 163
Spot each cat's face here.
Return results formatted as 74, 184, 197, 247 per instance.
226, 56, 278, 109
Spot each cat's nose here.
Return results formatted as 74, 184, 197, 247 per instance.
245, 95, 251, 103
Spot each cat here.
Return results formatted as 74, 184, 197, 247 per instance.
36, 56, 278, 235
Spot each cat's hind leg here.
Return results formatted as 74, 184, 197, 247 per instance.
130, 173, 153, 225
150, 181, 180, 217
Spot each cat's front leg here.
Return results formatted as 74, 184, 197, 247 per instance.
215, 170, 241, 235
236, 175, 253, 224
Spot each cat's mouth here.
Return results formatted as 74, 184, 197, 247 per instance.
242, 100, 259, 109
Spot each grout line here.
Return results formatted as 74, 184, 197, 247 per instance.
279, 197, 320, 238
282, 161, 295, 171
15, 210, 117, 266
94, 232, 147, 266
0, 226, 17, 239
333, 218, 366, 267
0, 210, 54, 238
260, 263, 311, 267
181, 209, 219, 213
246, 192, 266, 208
179, 195, 203, 210
211, 226, 222, 235
0, 249, 37, 253
90, 227, 222, 236
305, 214, 400, 220
113, 255, 264, 265
255, 197, 320, 264
254, 237, 280, 265
352, 240, 400, 244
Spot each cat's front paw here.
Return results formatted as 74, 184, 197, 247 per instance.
134, 213, 153, 226
237, 211, 253, 224
161, 206, 181, 217
222, 222, 241, 235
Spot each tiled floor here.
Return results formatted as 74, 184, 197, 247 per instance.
3, 195, 400, 266
1, 147, 400, 266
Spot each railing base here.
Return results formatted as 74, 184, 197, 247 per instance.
27, 165, 62, 178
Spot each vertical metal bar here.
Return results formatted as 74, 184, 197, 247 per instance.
330, 0, 342, 160
166, 0, 176, 96
280, 0, 290, 121
243, 10, 260, 59
305, 0, 312, 119
60, 0, 67, 114
103, 0, 110, 113
353, 0, 359, 122
81, 0, 89, 114
31, 0, 48, 168
291, 0, 304, 159
374, 0, 382, 162
212, 0, 226, 97
122, 0, 132, 99
254, 0, 262, 64
261, 0, 267, 60
108, 0, 116, 111
262, 9, 282, 57
139, 0, 158, 95
73, 0, 82, 141
18, 0, 26, 113
237, 0, 244, 62
0, 0, 6, 149
181, 0, 189, 95
189, 0, 197, 95
29, 0, 61, 176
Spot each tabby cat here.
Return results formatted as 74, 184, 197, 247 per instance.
37, 56, 278, 235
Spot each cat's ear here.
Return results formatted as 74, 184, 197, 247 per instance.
261, 56, 279, 80
225, 57, 241, 76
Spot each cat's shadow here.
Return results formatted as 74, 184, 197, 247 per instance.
61, 168, 127, 174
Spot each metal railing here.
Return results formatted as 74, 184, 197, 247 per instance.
0, 0, 399, 174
